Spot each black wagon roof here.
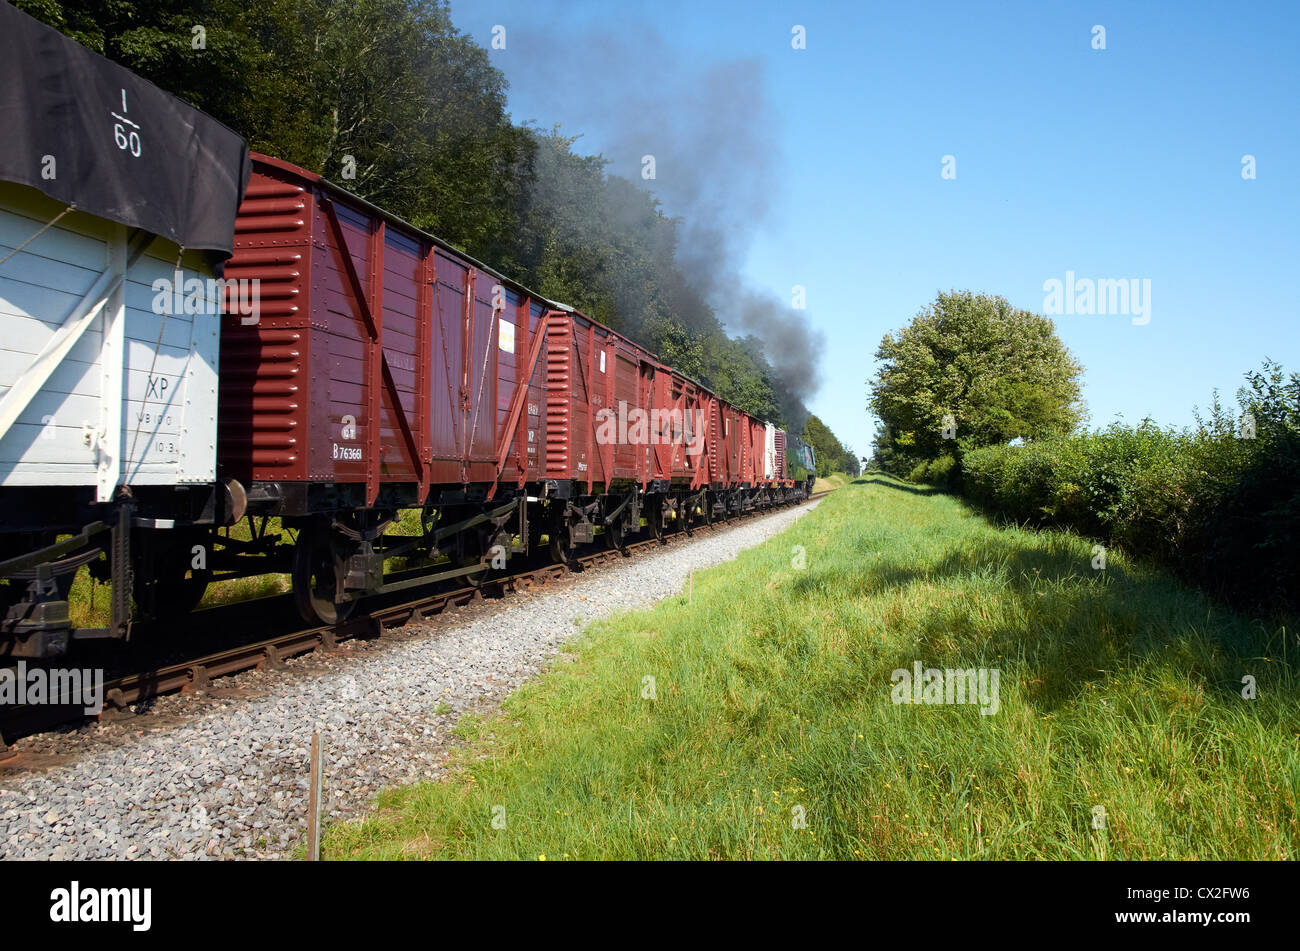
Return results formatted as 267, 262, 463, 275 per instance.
0, 0, 250, 259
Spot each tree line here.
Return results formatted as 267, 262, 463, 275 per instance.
17, 0, 848, 449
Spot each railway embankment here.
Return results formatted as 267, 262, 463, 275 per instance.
327, 475, 1298, 859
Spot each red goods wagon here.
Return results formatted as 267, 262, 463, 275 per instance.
730, 405, 749, 486
214, 154, 805, 621
218, 155, 580, 621
219, 154, 558, 514
731, 408, 749, 485
741, 417, 754, 484
711, 401, 744, 488
524, 309, 716, 546
540, 307, 656, 492
704, 397, 723, 486
660, 368, 710, 488
738, 411, 751, 485
732, 404, 748, 486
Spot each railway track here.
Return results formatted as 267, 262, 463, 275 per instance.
0, 493, 826, 757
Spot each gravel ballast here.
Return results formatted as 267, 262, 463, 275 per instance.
0, 500, 818, 860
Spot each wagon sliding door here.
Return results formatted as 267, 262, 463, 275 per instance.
316, 200, 425, 506
608, 340, 641, 484
429, 251, 471, 485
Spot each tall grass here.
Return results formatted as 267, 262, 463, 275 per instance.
325, 475, 1298, 860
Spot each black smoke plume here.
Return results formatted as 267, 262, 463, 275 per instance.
497, 21, 824, 421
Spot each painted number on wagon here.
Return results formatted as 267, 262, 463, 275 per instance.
111, 89, 143, 158
333, 443, 361, 461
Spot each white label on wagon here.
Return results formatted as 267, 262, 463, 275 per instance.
498, 318, 515, 354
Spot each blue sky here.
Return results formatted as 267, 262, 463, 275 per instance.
452, 0, 1299, 459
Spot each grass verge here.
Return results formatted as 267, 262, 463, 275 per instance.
325, 474, 1299, 860
812, 472, 851, 493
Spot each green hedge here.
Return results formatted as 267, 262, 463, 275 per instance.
959, 363, 1299, 616
906, 453, 959, 490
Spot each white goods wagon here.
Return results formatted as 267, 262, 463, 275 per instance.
0, 1, 249, 659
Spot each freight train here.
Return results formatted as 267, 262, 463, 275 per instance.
0, 2, 813, 658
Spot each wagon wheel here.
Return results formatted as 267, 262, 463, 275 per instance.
719, 493, 732, 524
605, 516, 629, 555
292, 525, 356, 626
550, 531, 578, 566
457, 528, 491, 588
682, 495, 696, 538
146, 556, 211, 619
549, 508, 578, 567
648, 499, 666, 545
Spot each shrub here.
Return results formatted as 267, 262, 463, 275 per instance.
957, 362, 1300, 616
906, 453, 958, 490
